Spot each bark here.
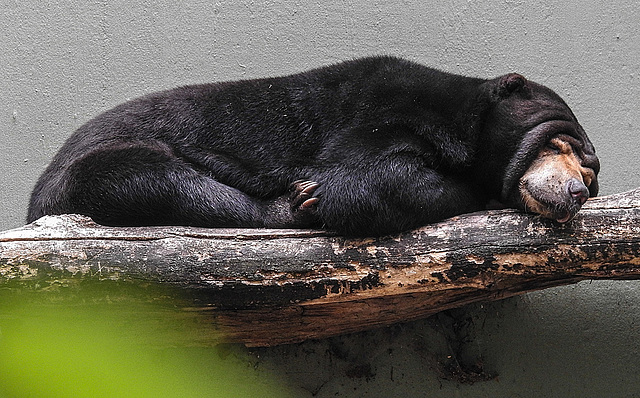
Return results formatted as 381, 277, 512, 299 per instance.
1, 188, 639, 346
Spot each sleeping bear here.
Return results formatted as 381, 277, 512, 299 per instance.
27, 56, 600, 236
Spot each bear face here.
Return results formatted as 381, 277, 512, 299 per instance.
519, 135, 598, 222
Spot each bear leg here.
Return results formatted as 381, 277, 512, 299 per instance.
307, 160, 482, 235
33, 143, 305, 229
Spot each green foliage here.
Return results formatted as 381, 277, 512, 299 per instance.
0, 284, 291, 398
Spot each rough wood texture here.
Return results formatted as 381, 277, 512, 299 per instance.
1, 188, 639, 346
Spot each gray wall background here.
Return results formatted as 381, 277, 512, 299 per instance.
1, 0, 639, 396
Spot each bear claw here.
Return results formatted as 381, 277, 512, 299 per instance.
290, 180, 320, 211
300, 197, 319, 209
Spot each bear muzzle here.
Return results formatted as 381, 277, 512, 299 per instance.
518, 136, 598, 223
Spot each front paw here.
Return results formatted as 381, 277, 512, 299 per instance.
290, 180, 320, 216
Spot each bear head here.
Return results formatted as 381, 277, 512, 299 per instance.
478, 73, 600, 223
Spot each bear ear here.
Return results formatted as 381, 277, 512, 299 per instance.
496, 73, 528, 98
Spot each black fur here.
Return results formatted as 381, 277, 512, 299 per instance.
28, 56, 599, 236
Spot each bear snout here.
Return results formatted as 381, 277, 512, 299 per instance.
567, 178, 589, 206
519, 177, 584, 223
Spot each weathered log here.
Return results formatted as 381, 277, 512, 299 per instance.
1, 188, 639, 346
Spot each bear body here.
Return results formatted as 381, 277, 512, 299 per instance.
28, 56, 599, 236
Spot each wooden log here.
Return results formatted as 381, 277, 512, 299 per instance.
1, 188, 639, 346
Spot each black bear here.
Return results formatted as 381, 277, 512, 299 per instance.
28, 56, 599, 236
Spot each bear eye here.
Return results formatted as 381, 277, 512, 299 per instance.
546, 137, 573, 154
546, 140, 562, 153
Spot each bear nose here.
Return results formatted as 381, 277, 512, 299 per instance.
567, 178, 589, 206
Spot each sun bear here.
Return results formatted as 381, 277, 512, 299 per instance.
27, 56, 600, 236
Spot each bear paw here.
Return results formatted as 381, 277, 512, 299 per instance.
290, 180, 320, 212
287, 180, 321, 227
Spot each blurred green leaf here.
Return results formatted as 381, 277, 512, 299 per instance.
0, 284, 291, 398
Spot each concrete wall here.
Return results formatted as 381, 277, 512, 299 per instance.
1, 0, 639, 396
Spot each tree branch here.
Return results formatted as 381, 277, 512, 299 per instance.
2, 188, 639, 346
